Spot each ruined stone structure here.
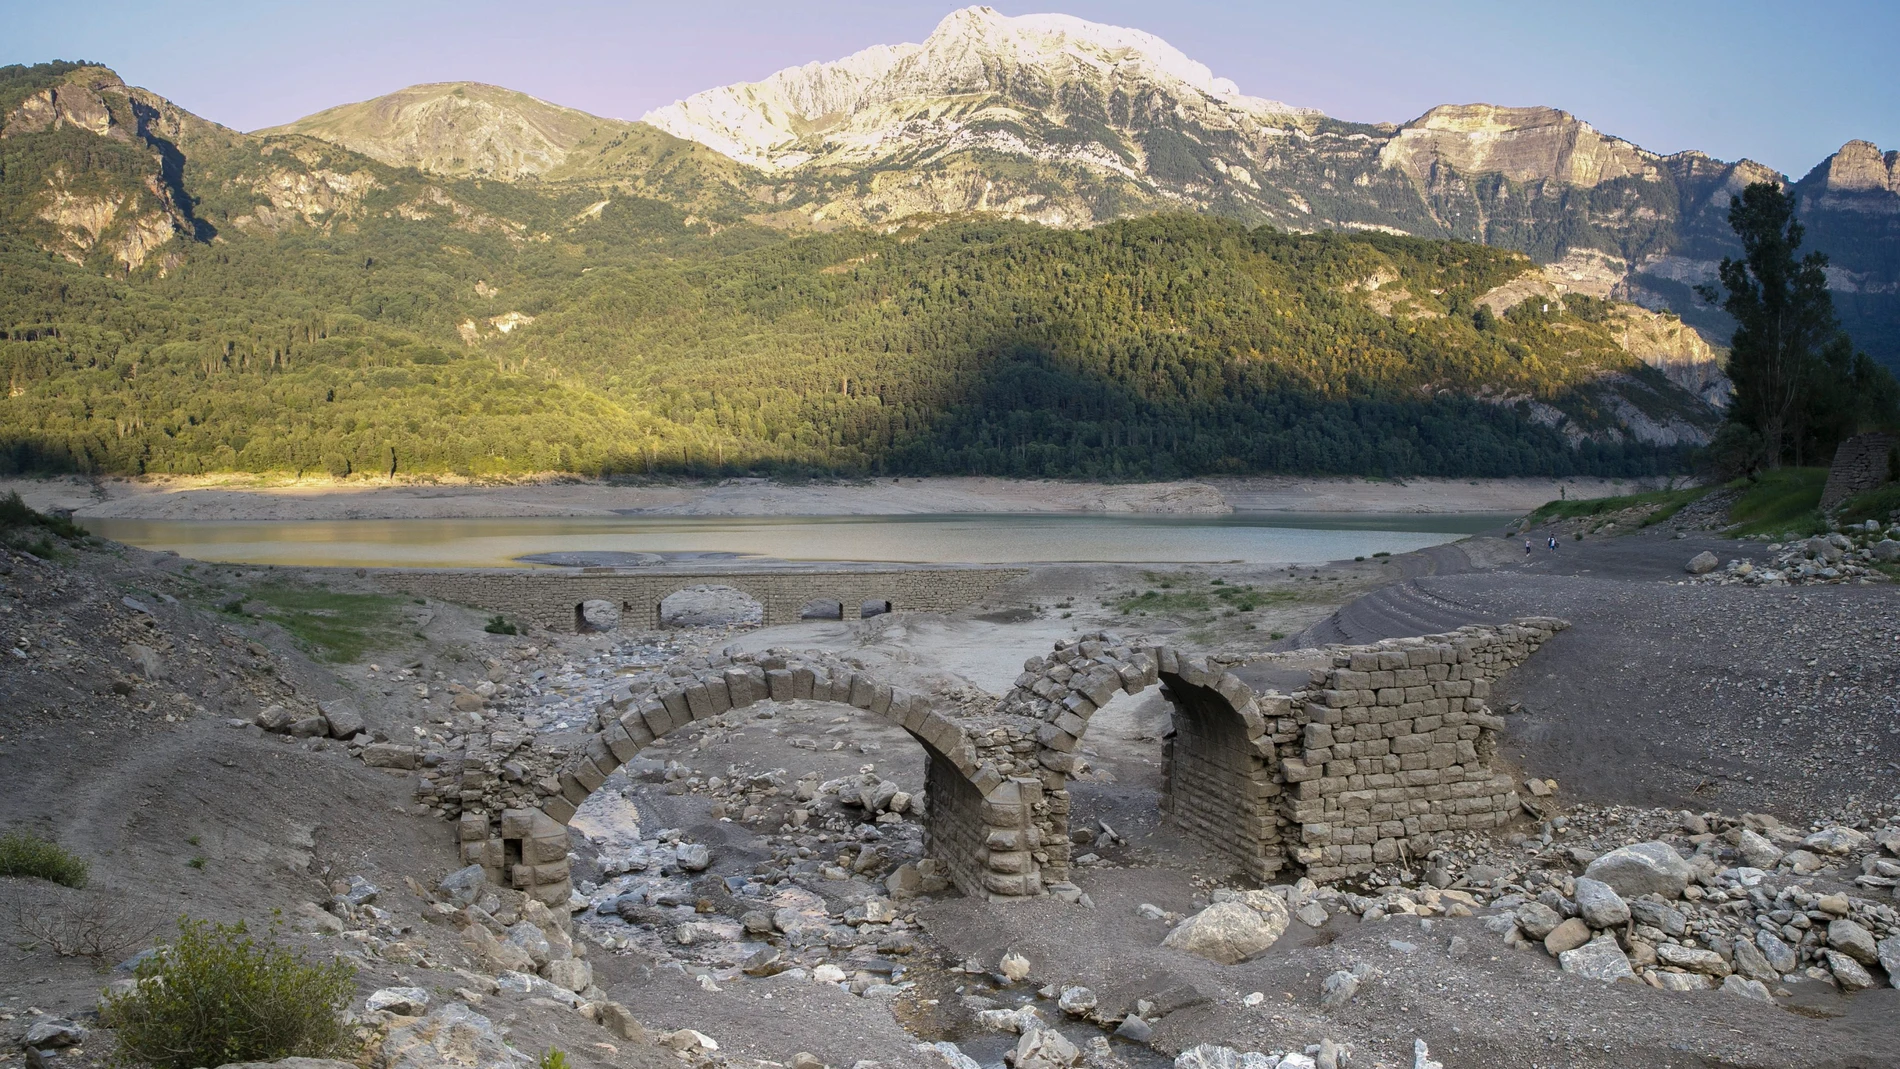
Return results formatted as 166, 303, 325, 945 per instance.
374, 565, 1028, 631
441, 617, 1565, 904
1821, 431, 1899, 508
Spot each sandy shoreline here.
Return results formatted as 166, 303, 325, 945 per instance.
1, 473, 1665, 522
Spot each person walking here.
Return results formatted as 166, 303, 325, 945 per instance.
1525, 539, 1533, 555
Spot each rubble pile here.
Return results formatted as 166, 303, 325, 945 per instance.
1685, 524, 1900, 586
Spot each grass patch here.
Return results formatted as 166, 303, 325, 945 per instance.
0, 831, 88, 887
483, 614, 518, 635
0, 491, 88, 556
1525, 484, 1712, 528
1727, 468, 1828, 538
102, 917, 355, 1069
1834, 482, 1900, 529
222, 585, 407, 663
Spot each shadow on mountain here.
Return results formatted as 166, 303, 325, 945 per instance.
885, 335, 1691, 480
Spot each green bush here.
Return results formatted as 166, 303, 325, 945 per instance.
483, 615, 518, 635
101, 918, 356, 1069
0, 831, 89, 887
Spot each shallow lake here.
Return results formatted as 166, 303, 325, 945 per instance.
86, 512, 1514, 569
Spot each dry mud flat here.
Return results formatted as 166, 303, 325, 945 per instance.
2, 524, 1897, 1069
2, 474, 1650, 521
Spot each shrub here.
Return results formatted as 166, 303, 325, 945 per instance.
483, 614, 518, 635
539, 1051, 572, 1069
8, 891, 153, 965
102, 917, 356, 1069
0, 831, 89, 887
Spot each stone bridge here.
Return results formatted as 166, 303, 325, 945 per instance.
452, 618, 1566, 905
375, 566, 1028, 631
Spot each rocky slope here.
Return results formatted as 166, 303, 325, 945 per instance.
149, 7, 1896, 365
258, 82, 637, 182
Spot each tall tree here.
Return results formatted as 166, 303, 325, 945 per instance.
1700, 182, 1898, 465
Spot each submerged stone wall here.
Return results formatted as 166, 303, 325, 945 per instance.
373, 565, 1028, 630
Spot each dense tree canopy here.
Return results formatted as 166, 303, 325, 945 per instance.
1699, 182, 1900, 467
0, 211, 1707, 478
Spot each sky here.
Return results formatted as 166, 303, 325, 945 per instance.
6, 0, 1896, 176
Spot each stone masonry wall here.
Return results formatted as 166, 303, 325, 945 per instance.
1821, 432, 1899, 507
421, 618, 1564, 905
1277, 618, 1567, 882
373, 566, 1028, 630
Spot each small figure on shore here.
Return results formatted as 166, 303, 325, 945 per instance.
1548, 536, 1558, 551
1525, 539, 1533, 555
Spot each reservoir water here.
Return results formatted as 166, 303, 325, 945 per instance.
86, 512, 1513, 569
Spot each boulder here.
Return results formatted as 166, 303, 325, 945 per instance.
1825, 950, 1877, 991
1720, 975, 1774, 1002
577, 599, 620, 633
1731, 937, 1777, 983
436, 865, 487, 907
1174, 1047, 1242, 1069
1318, 969, 1359, 1009
317, 699, 365, 740
1873, 935, 1900, 989
999, 950, 1032, 982
1685, 551, 1720, 574
212, 1061, 357, 1069
1512, 901, 1563, 940
365, 988, 430, 1016
1826, 919, 1880, 965
1558, 936, 1636, 982
381, 1004, 511, 1069
1735, 829, 1783, 869
1056, 986, 1096, 1015
1162, 901, 1287, 965
1803, 827, 1870, 855
676, 844, 712, 872
1572, 878, 1630, 929
1873, 539, 1900, 563
1543, 918, 1592, 955
23, 1019, 84, 1050
1583, 842, 1694, 899
593, 1001, 645, 1042
1013, 1026, 1081, 1069
1755, 930, 1798, 974
1652, 972, 1710, 992
1656, 943, 1731, 977
541, 958, 592, 993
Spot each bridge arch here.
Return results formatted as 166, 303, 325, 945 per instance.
472, 652, 1052, 904
460, 619, 1566, 906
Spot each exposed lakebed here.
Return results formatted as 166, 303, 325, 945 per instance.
86, 512, 1512, 569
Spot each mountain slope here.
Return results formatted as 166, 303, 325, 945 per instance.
628, 6, 1900, 367
258, 81, 635, 181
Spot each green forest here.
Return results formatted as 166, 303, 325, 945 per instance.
0, 213, 1708, 479
0, 59, 1715, 480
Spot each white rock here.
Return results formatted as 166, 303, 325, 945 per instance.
1163, 900, 1288, 965
1559, 936, 1636, 982
999, 950, 1032, 981
365, 987, 431, 1016
1013, 1025, 1081, 1069
1583, 841, 1694, 899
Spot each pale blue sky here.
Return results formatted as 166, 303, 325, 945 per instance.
5, 0, 1895, 176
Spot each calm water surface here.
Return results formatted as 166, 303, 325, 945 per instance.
87, 512, 1514, 569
